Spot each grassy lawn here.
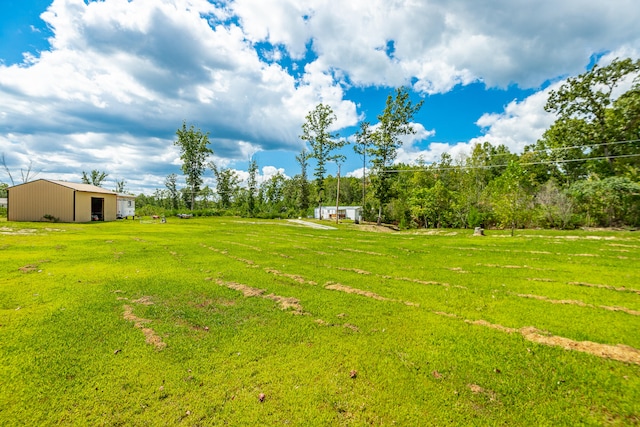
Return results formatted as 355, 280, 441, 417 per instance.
1, 217, 639, 425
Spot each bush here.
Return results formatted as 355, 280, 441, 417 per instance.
42, 214, 59, 222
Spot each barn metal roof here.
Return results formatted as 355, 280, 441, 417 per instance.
9, 179, 118, 195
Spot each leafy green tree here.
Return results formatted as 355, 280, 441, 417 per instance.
484, 162, 533, 236
114, 179, 126, 193
81, 170, 108, 186
300, 104, 345, 218
295, 148, 311, 214
408, 180, 451, 228
0, 182, 7, 197
174, 121, 214, 210
544, 57, 640, 176
211, 164, 240, 209
569, 176, 640, 227
199, 186, 214, 209
165, 173, 180, 210
608, 86, 640, 178
261, 172, 287, 216
370, 87, 423, 224
246, 157, 258, 216
353, 121, 373, 206
528, 118, 592, 184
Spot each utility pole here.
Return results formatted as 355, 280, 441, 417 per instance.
335, 161, 341, 224
330, 154, 346, 224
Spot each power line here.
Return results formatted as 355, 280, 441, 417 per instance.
381, 152, 640, 173
469, 138, 640, 159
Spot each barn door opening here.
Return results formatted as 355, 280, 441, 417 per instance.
91, 197, 104, 221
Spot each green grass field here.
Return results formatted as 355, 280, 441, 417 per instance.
1, 218, 639, 425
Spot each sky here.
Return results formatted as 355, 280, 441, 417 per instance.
1, 0, 639, 194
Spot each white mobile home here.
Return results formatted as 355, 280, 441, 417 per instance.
314, 206, 362, 221
117, 194, 136, 219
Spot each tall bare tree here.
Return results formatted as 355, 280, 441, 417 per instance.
2, 153, 39, 185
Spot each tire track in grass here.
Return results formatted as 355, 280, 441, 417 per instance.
515, 293, 640, 316
427, 314, 640, 365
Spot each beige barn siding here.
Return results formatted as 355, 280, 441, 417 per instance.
8, 180, 75, 222
75, 192, 117, 222
8, 180, 118, 223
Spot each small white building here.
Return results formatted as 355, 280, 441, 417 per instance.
0, 198, 7, 208
314, 206, 362, 221
117, 194, 136, 219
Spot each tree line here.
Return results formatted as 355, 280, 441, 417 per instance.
135, 58, 639, 230
4, 59, 637, 229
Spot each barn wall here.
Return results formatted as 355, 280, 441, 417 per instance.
8, 181, 75, 222
75, 192, 117, 222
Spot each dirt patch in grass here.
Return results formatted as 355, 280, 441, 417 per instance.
216, 280, 265, 297
524, 332, 640, 365
329, 246, 397, 258
264, 294, 305, 315
468, 384, 497, 400
517, 293, 589, 307
445, 267, 469, 274
1, 227, 37, 235
225, 241, 263, 252
335, 267, 372, 275
600, 305, 640, 316
359, 225, 395, 233
343, 323, 360, 332
229, 256, 260, 268
382, 275, 455, 288
477, 263, 549, 271
18, 264, 38, 273
325, 282, 392, 301
568, 282, 640, 295
215, 279, 305, 314
325, 282, 419, 307
132, 296, 154, 306
466, 319, 640, 365
122, 305, 166, 350
517, 293, 640, 316
264, 268, 317, 285
607, 243, 640, 249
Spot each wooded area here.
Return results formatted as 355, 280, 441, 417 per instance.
132, 58, 640, 230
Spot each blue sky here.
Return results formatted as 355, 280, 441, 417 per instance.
0, 0, 638, 194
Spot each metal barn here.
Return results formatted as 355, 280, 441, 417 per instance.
7, 179, 119, 222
